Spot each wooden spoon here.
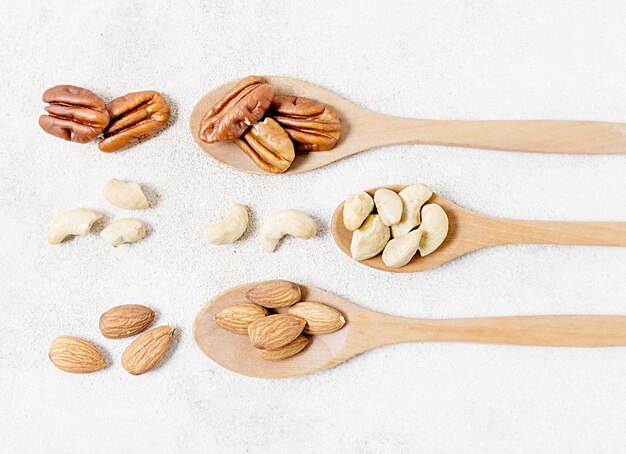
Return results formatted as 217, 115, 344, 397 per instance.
190, 76, 626, 175
194, 281, 626, 378
332, 185, 626, 272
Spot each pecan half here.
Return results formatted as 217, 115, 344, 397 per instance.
270, 95, 341, 151
98, 90, 170, 152
235, 118, 294, 173
198, 76, 274, 143
39, 85, 110, 143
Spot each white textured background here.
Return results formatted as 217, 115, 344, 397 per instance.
2, 1, 626, 452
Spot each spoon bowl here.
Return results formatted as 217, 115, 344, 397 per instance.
194, 281, 626, 378
190, 76, 369, 175
190, 76, 626, 175
332, 185, 626, 272
194, 282, 355, 378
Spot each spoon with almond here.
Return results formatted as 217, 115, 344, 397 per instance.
190, 76, 626, 175
194, 281, 626, 378
331, 185, 626, 273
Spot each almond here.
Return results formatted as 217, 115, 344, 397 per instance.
99, 304, 155, 339
121, 325, 174, 375
288, 302, 346, 334
247, 314, 305, 349
49, 336, 106, 374
214, 303, 268, 334
245, 280, 301, 308
259, 335, 308, 361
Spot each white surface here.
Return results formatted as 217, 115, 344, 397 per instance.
2, 1, 626, 452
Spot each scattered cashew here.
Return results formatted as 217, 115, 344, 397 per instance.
259, 209, 317, 252
382, 229, 423, 268
343, 192, 374, 231
374, 189, 402, 226
100, 218, 146, 247
350, 214, 390, 261
204, 204, 249, 244
102, 178, 149, 210
48, 208, 102, 244
417, 204, 449, 256
391, 184, 433, 238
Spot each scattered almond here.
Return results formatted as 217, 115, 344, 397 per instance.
49, 336, 106, 374
245, 280, 301, 308
214, 303, 268, 334
99, 304, 155, 339
259, 335, 308, 361
288, 302, 346, 334
248, 314, 305, 349
121, 325, 174, 375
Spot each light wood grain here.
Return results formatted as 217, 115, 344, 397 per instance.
189, 76, 626, 175
194, 282, 626, 378
332, 185, 626, 273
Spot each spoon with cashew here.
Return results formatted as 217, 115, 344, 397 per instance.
194, 281, 626, 378
190, 76, 626, 175
331, 185, 626, 272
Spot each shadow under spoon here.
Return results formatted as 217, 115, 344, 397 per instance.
190, 76, 626, 175
194, 281, 626, 378
332, 185, 626, 272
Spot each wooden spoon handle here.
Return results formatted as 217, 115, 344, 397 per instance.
482, 218, 626, 247
370, 117, 626, 154
379, 315, 626, 347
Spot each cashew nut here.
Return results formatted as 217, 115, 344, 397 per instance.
374, 188, 402, 226
382, 229, 423, 268
343, 192, 374, 231
102, 178, 149, 210
100, 218, 146, 247
417, 204, 449, 256
48, 208, 102, 244
350, 214, 390, 261
259, 209, 317, 252
204, 204, 249, 244
391, 184, 433, 238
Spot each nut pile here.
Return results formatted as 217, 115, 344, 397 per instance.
213, 280, 346, 361
39, 85, 170, 152
343, 184, 449, 268
198, 76, 342, 173
47, 178, 150, 247
49, 304, 175, 375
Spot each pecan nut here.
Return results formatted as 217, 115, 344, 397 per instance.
235, 118, 294, 173
270, 95, 341, 151
98, 90, 170, 152
198, 76, 274, 143
39, 85, 110, 143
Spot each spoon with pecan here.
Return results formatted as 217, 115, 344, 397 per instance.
331, 185, 626, 273
190, 76, 626, 175
194, 281, 626, 378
